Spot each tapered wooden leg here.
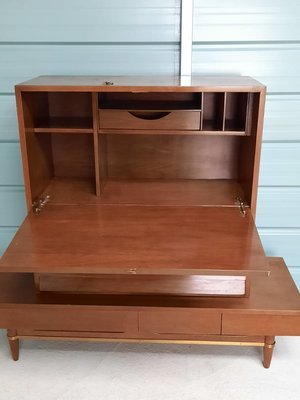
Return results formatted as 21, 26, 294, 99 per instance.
263, 336, 275, 368
7, 329, 19, 361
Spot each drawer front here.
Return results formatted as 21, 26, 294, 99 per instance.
222, 313, 300, 336
139, 310, 221, 335
99, 109, 201, 131
0, 307, 138, 335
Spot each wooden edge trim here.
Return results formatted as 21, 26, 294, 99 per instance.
8, 335, 265, 347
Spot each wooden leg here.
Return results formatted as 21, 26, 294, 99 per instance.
7, 329, 19, 361
263, 336, 275, 369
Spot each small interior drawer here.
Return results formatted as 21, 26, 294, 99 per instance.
99, 109, 201, 131
139, 310, 221, 335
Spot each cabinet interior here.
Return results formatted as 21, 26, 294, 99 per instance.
21, 90, 260, 209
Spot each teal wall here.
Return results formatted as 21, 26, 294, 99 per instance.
0, 0, 180, 252
0, 0, 299, 289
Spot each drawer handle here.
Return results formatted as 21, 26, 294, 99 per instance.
128, 111, 170, 120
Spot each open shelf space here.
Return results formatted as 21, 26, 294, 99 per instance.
201, 92, 252, 134
22, 91, 93, 133
25, 132, 96, 203
224, 92, 248, 132
99, 92, 202, 110
40, 177, 246, 207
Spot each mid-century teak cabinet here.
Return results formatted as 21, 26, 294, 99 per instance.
0, 76, 299, 367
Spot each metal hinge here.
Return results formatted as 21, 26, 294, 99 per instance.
236, 197, 246, 217
32, 195, 50, 215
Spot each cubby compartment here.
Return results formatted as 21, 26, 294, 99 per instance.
202, 93, 225, 131
202, 92, 251, 135
98, 92, 201, 132
224, 92, 249, 132
25, 132, 96, 204
22, 92, 93, 133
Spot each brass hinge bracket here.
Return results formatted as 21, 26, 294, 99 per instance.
32, 195, 50, 215
236, 197, 246, 217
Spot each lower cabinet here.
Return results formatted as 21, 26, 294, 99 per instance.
3, 306, 300, 339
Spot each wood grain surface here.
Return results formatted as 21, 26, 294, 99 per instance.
0, 205, 266, 274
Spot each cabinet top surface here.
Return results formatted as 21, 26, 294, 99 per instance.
16, 75, 266, 92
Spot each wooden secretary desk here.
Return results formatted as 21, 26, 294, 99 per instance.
0, 76, 299, 367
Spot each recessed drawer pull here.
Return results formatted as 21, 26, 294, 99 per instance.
99, 109, 200, 130
128, 111, 171, 120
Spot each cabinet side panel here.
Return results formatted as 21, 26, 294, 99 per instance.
238, 92, 265, 214
17, 91, 54, 206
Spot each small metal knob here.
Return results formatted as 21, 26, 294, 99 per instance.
129, 268, 137, 274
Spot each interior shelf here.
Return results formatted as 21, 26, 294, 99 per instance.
33, 117, 93, 133
41, 177, 246, 207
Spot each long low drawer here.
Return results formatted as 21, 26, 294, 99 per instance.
0, 307, 138, 335
139, 310, 221, 335
99, 109, 201, 131
222, 313, 300, 336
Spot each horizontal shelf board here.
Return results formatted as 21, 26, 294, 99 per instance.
33, 117, 93, 133
0, 186, 26, 226
193, 0, 300, 42
0, 227, 18, 257
0, 96, 18, 141
0, 143, 23, 185
0, 205, 266, 274
41, 178, 245, 207
0, 0, 180, 42
99, 129, 246, 136
259, 143, 300, 185
259, 229, 300, 267
0, 44, 179, 93
192, 43, 300, 92
257, 187, 300, 228
99, 103, 201, 111
263, 94, 300, 141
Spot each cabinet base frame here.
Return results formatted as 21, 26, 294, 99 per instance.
6, 330, 275, 368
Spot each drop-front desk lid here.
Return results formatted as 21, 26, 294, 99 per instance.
0, 204, 268, 275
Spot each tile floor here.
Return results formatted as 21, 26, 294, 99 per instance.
0, 330, 299, 400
